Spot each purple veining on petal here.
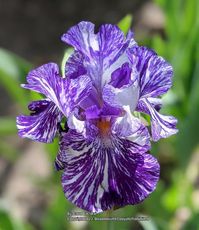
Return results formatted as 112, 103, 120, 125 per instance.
62, 21, 137, 89
61, 21, 99, 58
102, 82, 139, 111
112, 109, 151, 153
28, 99, 49, 115
84, 105, 101, 119
17, 100, 62, 143
128, 46, 173, 98
137, 98, 178, 141
79, 86, 101, 110
16, 21, 179, 213
57, 130, 159, 213
22, 62, 92, 117
65, 51, 87, 79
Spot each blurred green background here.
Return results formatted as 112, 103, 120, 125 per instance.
0, 0, 199, 229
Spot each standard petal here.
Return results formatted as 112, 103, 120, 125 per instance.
61, 21, 99, 58
65, 51, 87, 79
62, 22, 136, 89
128, 46, 173, 98
137, 98, 178, 141
16, 100, 62, 143
56, 130, 159, 213
22, 63, 92, 116
98, 24, 126, 71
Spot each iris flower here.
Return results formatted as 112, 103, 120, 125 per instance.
16, 21, 178, 213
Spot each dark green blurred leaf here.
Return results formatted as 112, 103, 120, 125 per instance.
176, 41, 199, 167
42, 187, 72, 230
182, 212, 199, 230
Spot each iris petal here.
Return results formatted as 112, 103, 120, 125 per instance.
61, 21, 99, 58
62, 21, 136, 88
103, 83, 139, 111
56, 130, 159, 213
128, 46, 173, 98
22, 63, 92, 116
112, 109, 151, 153
137, 98, 178, 141
16, 100, 62, 143
65, 51, 87, 79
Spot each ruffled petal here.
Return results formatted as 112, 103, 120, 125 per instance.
128, 46, 173, 98
61, 21, 99, 59
22, 63, 92, 116
62, 22, 136, 88
16, 100, 62, 143
56, 130, 159, 212
137, 98, 178, 141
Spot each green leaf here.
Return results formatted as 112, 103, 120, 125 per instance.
61, 48, 73, 77
0, 48, 32, 109
175, 39, 199, 167
42, 187, 72, 230
0, 210, 13, 230
118, 14, 133, 34
151, 35, 166, 57
0, 208, 33, 230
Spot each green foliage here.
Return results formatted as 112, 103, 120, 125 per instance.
118, 14, 133, 34
0, 209, 33, 230
0, 48, 32, 109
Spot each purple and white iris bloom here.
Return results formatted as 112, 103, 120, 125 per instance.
16, 21, 178, 213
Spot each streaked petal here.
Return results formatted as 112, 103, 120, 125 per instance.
112, 109, 151, 153
22, 63, 92, 116
98, 24, 126, 70
56, 130, 159, 212
67, 109, 86, 134
103, 82, 139, 111
137, 98, 178, 141
103, 61, 139, 112
16, 100, 62, 143
62, 22, 136, 88
65, 51, 87, 79
128, 46, 173, 98
22, 63, 65, 105
67, 75, 93, 112
61, 21, 99, 58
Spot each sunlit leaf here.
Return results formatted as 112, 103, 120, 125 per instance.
61, 48, 73, 77
118, 14, 133, 34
